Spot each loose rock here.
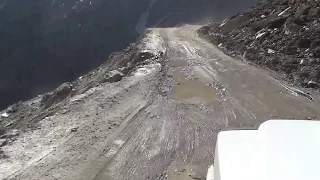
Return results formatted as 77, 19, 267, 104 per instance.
41, 82, 73, 108
0, 139, 7, 147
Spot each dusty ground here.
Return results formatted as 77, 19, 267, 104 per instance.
1, 25, 320, 180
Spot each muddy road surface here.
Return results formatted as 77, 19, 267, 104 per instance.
2, 25, 320, 180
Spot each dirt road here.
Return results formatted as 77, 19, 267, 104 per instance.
2, 25, 320, 180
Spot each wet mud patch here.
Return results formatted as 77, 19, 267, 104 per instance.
170, 72, 218, 104
168, 59, 188, 67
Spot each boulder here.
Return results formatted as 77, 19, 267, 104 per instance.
56, 83, 73, 96
298, 38, 311, 48
269, 17, 288, 28
221, 14, 249, 33
307, 80, 319, 88
294, 4, 311, 19
284, 17, 300, 34
6, 103, 19, 114
41, 93, 55, 108
313, 47, 320, 58
308, 7, 320, 18
295, 14, 309, 25
41, 82, 73, 108
0, 139, 7, 147
102, 70, 124, 83
252, 17, 287, 31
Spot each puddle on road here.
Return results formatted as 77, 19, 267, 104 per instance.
170, 72, 217, 104
168, 60, 188, 67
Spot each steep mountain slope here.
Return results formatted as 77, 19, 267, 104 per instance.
2, 1, 320, 179
199, 0, 320, 89
0, 0, 148, 109
0, 0, 259, 110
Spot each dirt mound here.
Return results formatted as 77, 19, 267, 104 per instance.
198, 0, 320, 88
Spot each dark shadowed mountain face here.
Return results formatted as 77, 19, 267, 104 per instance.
0, 0, 259, 110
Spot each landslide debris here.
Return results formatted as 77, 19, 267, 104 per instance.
198, 0, 320, 89
0, 30, 164, 151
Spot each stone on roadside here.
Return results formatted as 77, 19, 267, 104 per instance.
294, 4, 311, 19
284, 17, 301, 34
71, 127, 78, 132
307, 80, 319, 88
0, 139, 7, 147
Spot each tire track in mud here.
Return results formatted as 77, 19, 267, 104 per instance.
91, 102, 151, 180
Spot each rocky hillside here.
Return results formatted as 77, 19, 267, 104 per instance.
0, 30, 163, 141
0, 0, 259, 110
199, 0, 320, 89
